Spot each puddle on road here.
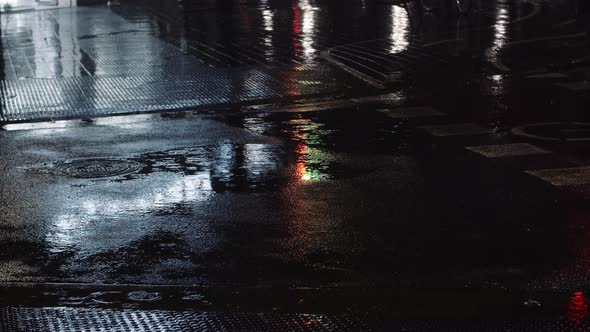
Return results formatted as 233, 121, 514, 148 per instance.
127, 143, 365, 188
217, 109, 411, 154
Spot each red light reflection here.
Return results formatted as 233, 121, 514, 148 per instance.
295, 142, 308, 181
292, 5, 301, 56
567, 291, 589, 323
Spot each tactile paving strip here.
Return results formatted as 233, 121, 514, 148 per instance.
0, 307, 372, 331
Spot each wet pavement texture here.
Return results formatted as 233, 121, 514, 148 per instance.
1, 108, 590, 327
0, 0, 590, 330
0, 0, 587, 122
0, 110, 573, 288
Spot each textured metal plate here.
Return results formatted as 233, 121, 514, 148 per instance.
0, 66, 349, 122
1, 307, 590, 331
0, 307, 372, 331
0, 7, 363, 123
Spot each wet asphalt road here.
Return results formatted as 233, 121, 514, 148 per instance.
1, 0, 590, 329
0, 107, 590, 320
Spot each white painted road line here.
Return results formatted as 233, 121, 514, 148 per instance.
556, 81, 590, 92
526, 166, 590, 186
378, 107, 446, 119
525, 72, 568, 80
466, 143, 551, 158
419, 123, 492, 137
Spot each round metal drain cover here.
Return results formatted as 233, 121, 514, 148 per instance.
54, 159, 144, 178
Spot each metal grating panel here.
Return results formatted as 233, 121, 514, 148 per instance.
0, 66, 346, 122
0, 7, 362, 123
1, 307, 590, 331
0, 307, 372, 331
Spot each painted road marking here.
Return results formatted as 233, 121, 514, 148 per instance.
378, 107, 445, 119
526, 166, 590, 186
556, 81, 590, 92
466, 143, 550, 158
525, 72, 568, 80
419, 123, 492, 137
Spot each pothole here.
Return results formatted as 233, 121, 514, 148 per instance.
49, 159, 145, 178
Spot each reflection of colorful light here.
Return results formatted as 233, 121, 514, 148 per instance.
295, 142, 310, 181
293, 121, 324, 182
567, 292, 588, 323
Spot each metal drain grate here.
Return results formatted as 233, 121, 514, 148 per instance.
0, 307, 372, 331
50, 159, 145, 178
1, 307, 590, 331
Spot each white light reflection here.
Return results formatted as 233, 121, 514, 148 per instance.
244, 144, 279, 179
49, 214, 89, 252
487, 2, 510, 96
389, 5, 410, 54
47, 173, 213, 249
0, 0, 74, 13
299, 0, 318, 60
260, 0, 275, 59
212, 143, 235, 181
262, 9, 273, 32
0, 0, 35, 10
60, 10, 84, 78
491, 6, 509, 55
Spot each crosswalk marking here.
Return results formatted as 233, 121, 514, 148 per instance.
556, 81, 590, 92
466, 143, 550, 158
525, 72, 568, 79
526, 166, 590, 186
378, 107, 445, 119
419, 123, 492, 137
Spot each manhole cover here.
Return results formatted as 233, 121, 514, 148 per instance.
52, 159, 144, 178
